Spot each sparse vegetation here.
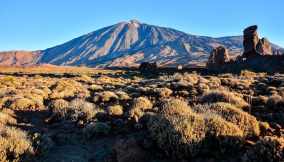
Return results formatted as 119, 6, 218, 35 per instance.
0, 67, 282, 161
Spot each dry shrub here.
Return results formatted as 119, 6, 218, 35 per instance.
242, 136, 284, 162
131, 97, 153, 111
240, 70, 258, 78
50, 98, 101, 122
89, 84, 103, 91
9, 97, 38, 111
107, 105, 124, 116
0, 126, 33, 162
0, 109, 17, 125
93, 91, 118, 102
49, 99, 70, 119
159, 98, 191, 115
128, 97, 153, 122
147, 111, 243, 159
147, 113, 206, 158
0, 76, 20, 87
200, 90, 249, 108
154, 88, 172, 98
76, 74, 93, 84
68, 99, 98, 121
50, 80, 89, 99
116, 91, 131, 100
193, 103, 260, 137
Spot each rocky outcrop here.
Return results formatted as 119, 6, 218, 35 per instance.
207, 25, 284, 73
243, 25, 259, 56
207, 46, 230, 68
243, 25, 273, 57
139, 62, 158, 73
257, 38, 273, 55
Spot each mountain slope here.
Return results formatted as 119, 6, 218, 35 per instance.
0, 51, 40, 66
38, 20, 247, 67
1, 20, 283, 67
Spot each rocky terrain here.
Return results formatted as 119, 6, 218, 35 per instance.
207, 25, 284, 73
0, 20, 283, 67
0, 67, 284, 162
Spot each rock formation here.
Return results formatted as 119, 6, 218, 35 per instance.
243, 25, 259, 55
257, 38, 273, 55
243, 25, 272, 57
139, 62, 158, 73
207, 46, 230, 68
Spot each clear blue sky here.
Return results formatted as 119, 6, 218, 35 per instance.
1, 0, 283, 51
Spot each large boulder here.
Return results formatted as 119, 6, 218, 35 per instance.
207, 46, 230, 68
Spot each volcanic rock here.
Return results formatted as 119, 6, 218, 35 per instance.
257, 38, 273, 55
207, 46, 230, 68
243, 25, 260, 57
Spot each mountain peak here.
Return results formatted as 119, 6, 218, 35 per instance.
129, 19, 141, 24
128, 19, 141, 28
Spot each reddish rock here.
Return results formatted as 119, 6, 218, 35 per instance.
257, 38, 273, 55
207, 46, 230, 68
243, 25, 259, 56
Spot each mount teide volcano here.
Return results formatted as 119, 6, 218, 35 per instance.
1, 20, 283, 67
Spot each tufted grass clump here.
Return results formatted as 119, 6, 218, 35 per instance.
200, 90, 249, 108
0, 125, 34, 162
193, 103, 260, 137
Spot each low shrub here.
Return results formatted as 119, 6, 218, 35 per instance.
128, 97, 153, 122
200, 90, 249, 108
107, 105, 124, 116
93, 91, 118, 102
193, 103, 260, 137
147, 112, 243, 159
154, 88, 173, 98
159, 98, 191, 115
0, 126, 33, 162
